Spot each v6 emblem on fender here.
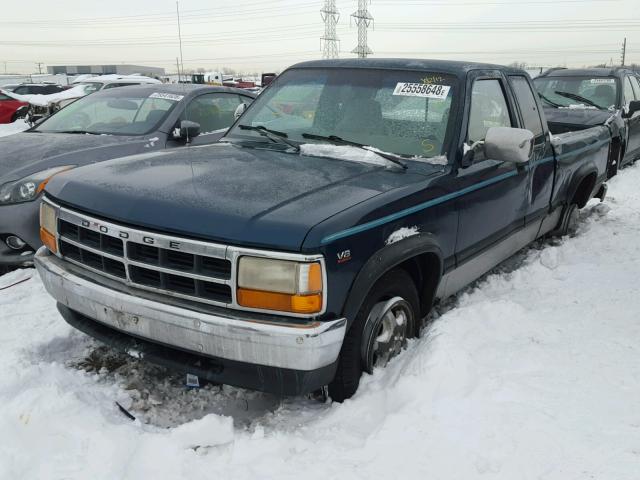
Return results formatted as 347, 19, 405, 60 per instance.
337, 249, 351, 264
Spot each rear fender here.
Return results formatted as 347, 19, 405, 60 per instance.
566, 165, 599, 208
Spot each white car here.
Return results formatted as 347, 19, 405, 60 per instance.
73, 74, 162, 95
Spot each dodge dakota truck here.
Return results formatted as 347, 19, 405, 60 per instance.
35, 59, 610, 401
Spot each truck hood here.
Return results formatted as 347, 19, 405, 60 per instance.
543, 107, 616, 128
45, 143, 434, 251
0, 131, 147, 183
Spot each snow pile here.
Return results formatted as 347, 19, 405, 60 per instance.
1, 166, 640, 478
300, 144, 447, 168
0, 118, 29, 137
300, 143, 390, 167
16, 85, 88, 107
386, 226, 419, 245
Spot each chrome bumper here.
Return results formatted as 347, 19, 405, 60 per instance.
35, 248, 346, 371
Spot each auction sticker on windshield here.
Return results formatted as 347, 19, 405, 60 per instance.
149, 92, 185, 101
590, 79, 615, 84
393, 83, 450, 99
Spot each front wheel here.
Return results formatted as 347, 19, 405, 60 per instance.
328, 269, 420, 402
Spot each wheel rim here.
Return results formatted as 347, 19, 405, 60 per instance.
362, 297, 413, 372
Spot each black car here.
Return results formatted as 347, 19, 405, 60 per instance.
11, 83, 67, 95
534, 67, 640, 175
0, 84, 255, 272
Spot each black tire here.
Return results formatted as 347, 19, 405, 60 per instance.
328, 268, 420, 402
551, 203, 579, 237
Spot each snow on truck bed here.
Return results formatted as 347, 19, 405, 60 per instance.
2, 166, 640, 479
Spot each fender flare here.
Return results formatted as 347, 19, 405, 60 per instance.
566, 163, 599, 208
341, 233, 444, 328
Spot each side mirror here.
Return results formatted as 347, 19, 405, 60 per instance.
173, 120, 201, 142
13, 105, 28, 119
624, 100, 640, 118
234, 103, 247, 121
484, 127, 534, 164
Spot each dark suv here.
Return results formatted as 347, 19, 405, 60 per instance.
534, 67, 640, 174
11, 84, 67, 95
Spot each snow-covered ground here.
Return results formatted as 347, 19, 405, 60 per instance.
0, 118, 30, 137
1, 164, 640, 479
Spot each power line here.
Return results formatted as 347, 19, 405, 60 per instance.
321, 0, 340, 59
351, 0, 374, 58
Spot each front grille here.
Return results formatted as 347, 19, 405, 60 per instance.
57, 216, 232, 305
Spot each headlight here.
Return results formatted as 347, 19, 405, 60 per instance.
0, 166, 75, 205
39, 201, 59, 254
237, 256, 323, 314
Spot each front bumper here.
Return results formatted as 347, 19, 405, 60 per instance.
0, 199, 40, 266
35, 248, 347, 394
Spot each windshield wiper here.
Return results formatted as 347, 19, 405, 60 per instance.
238, 124, 300, 151
56, 130, 98, 135
554, 91, 604, 110
538, 92, 563, 108
301, 133, 408, 170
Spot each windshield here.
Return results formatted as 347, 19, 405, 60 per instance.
534, 76, 619, 110
77, 82, 104, 94
227, 68, 456, 158
35, 91, 178, 135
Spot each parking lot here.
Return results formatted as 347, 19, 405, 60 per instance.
1, 158, 639, 478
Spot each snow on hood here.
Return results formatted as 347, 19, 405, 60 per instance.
0, 119, 29, 138
300, 144, 448, 167
15, 85, 88, 107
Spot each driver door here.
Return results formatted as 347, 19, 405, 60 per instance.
450, 73, 531, 289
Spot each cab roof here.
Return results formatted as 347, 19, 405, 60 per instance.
290, 58, 526, 76
538, 67, 639, 78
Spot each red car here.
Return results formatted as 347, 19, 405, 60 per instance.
0, 90, 28, 124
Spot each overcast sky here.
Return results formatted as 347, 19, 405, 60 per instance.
0, 0, 638, 75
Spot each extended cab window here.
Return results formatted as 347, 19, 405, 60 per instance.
630, 76, 640, 99
467, 79, 512, 143
624, 76, 637, 105
509, 76, 544, 139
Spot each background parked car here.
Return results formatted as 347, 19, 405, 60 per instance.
11, 83, 67, 95
0, 90, 28, 124
534, 67, 640, 176
0, 84, 255, 273
72, 74, 162, 95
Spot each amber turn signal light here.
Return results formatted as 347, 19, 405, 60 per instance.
40, 227, 57, 254
237, 288, 323, 314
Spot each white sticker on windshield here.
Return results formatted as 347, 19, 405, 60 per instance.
393, 83, 450, 99
590, 79, 615, 84
149, 92, 185, 101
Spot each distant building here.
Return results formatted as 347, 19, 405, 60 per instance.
47, 64, 165, 78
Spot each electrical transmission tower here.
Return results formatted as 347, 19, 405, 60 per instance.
321, 0, 340, 59
351, 0, 373, 58
620, 37, 627, 66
